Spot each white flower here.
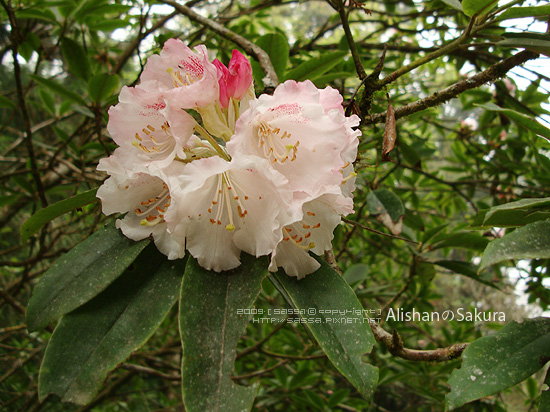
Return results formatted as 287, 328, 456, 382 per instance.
228, 80, 360, 201
269, 191, 353, 278
167, 155, 299, 272
97, 150, 186, 260
107, 82, 196, 168
140, 40, 219, 109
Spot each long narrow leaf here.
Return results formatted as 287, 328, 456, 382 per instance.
21, 188, 99, 242
179, 254, 266, 412
273, 257, 378, 402
38, 245, 185, 405
26, 224, 149, 332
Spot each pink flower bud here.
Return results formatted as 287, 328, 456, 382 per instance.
213, 59, 231, 108
227, 49, 253, 100
213, 50, 253, 108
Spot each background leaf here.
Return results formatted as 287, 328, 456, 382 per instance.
285, 50, 348, 82
88, 74, 120, 103
462, 0, 497, 17
446, 318, 550, 410
21, 188, 99, 242
480, 220, 550, 269
251, 33, 289, 87
61, 37, 91, 81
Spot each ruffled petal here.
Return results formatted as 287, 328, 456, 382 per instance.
229, 80, 358, 200
140, 40, 219, 109
168, 155, 296, 271
268, 241, 320, 279
107, 83, 196, 168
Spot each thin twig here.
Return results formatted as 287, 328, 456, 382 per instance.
364, 50, 540, 125
342, 217, 420, 245
1, 0, 47, 207
334, 0, 366, 79
157, 0, 279, 87
370, 323, 468, 362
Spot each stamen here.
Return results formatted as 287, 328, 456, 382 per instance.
167, 67, 185, 87
342, 172, 357, 183
135, 187, 170, 227
257, 122, 298, 164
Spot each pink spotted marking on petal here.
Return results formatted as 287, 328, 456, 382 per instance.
145, 102, 167, 111
268, 103, 302, 116
179, 56, 204, 80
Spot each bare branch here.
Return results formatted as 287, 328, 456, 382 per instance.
157, 0, 279, 87
363, 50, 540, 125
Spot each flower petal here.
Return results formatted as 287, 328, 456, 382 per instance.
140, 40, 219, 109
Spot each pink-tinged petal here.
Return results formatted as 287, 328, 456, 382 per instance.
268, 240, 320, 279
213, 59, 230, 108
107, 83, 196, 168
229, 80, 358, 201
319, 86, 345, 115
140, 40, 219, 109
226, 49, 253, 101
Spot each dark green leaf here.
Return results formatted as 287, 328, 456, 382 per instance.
343, 263, 369, 287
441, 0, 462, 11
285, 51, 348, 82
15, 8, 57, 22
30, 75, 87, 106
462, 0, 497, 16
179, 254, 266, 412
497, 5, 550, 21
61, 37, 91, 81
480, 220, 550, 270
21, 188, 99, 242
498, 35, 550, 58
446, 318, 550, 410
432, 232, 489, 252
88, 74, 120, 103
477, 103, 550, 141
541, 369, 550, 412
0, 94, 16, 110
273, 257, 378, 402
434, 260, 499, 289
38, 246, 185, 404
471, 197, 550, 229
26, 224, 149, 332
89, 20, 131, 32
252, 33, 289, 86
367, 189, 404, 222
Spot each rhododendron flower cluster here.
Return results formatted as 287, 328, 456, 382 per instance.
97, 39, 360, 278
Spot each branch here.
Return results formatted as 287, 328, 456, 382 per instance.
363, 50, 540, 125
370, 323, 468, 362
113, 11, 178, 74
119, 363, 180, 381
157, 0, 279, 87
1, 0, 48, 208
342, 217, 420, 245
334, 0, 366, 79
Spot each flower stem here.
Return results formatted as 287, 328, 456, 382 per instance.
194, 123, 231, 161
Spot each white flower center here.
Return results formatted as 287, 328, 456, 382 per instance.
135, 184, 171, 226
133, 122, 174, 157
256, 121, 298, 164
166, 57, 204, 87
206, 172, 249, 231
282, 213, 320, 250
340, 161, 357, 183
